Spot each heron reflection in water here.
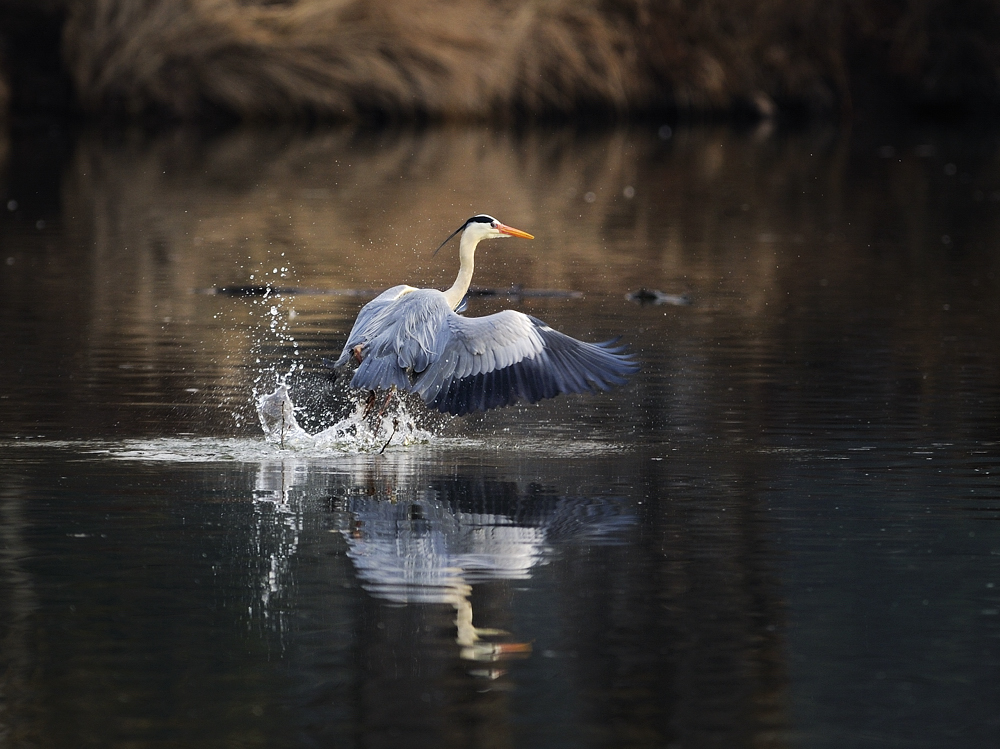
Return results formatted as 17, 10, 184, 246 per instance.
332, 215, 638, 416
253, 460, 632, 670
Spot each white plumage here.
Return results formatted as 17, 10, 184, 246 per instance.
333, 215, 637, 415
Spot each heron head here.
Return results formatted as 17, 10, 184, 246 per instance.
467, 214, 535, 241
433, 214, 534, 255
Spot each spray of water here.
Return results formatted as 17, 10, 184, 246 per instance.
256, 384, 433, 452
244, 260, 434, 452
247, 270, 301, 404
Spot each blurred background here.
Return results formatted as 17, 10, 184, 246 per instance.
3, 0, 1000, 127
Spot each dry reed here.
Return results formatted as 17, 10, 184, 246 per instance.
61, 0, 848, 123
2, 0, 1000, 123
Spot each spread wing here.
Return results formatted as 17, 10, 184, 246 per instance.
337, 288, 638, 415
414, 309, 638, 415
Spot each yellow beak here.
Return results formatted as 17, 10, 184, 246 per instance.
498, 223, 534, 240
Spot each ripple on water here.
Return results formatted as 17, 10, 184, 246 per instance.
1, 384, 634, 463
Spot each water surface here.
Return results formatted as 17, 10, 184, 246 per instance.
1, 124, 999, 748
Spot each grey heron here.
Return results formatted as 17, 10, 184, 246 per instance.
332, 215, 638, 416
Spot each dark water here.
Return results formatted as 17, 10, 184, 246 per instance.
1, 123, 1000, 748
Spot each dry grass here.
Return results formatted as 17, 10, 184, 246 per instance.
1, 0, 997, 123
61, 0, 850, 123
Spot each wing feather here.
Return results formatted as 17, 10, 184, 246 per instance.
335, 287, 638, 415
333, 285, 414, 368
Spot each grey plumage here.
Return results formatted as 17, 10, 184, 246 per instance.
332, 216, 637, 416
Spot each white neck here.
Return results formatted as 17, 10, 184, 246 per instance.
442, 230, 482, 310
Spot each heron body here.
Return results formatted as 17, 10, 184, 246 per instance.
333, 215, 637, 416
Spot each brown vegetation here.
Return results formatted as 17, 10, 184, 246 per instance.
63, 0, 810, 122
2, 0, 1000, 123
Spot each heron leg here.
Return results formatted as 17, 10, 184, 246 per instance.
363, 390, 378, 419
380, 418, 400, 454
351, 345, 364, 365
362, 387, 396, 431
375, 387, 395, 420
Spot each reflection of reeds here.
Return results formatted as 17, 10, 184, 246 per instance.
46, 125, 1000, 438
0, 122, 988, 437
63, 125, 795, 307
61, 122, 1000, 324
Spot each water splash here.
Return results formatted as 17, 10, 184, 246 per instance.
256, 384, 434, 453
240, 266, 436, 453
247, 282, 301, 408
